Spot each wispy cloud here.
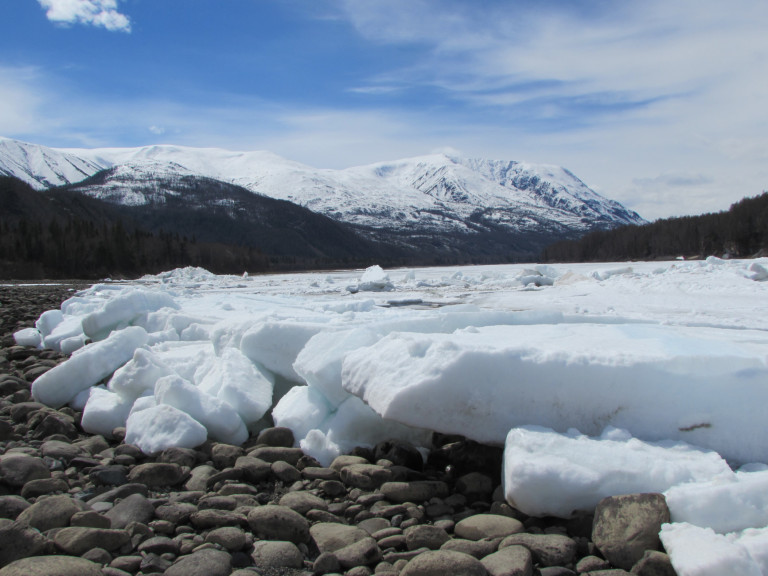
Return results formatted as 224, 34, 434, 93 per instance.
38, 0, 130, 32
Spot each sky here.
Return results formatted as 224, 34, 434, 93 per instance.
1, 0, 767, 221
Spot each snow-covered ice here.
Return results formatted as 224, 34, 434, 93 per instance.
14, 259, 768, 574
503, 426, 732, 518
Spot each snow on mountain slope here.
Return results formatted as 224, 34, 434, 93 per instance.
0, 137, 106, 189
0, 137, 645, 236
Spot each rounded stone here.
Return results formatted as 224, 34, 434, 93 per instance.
400, 550, 487, 576
404, 525, 451, 550
0, 555, 102, 576
126, 462, 185, 487
0, 454, 50, 487
0, 496, 30, 520
499, 533, 578, 567
251, 540, 304, 569
104, 493, 155, 529
247, 505, 310, 544
53, 527, 131, 555
592, 493, 670, 570
380, 481, 449, 503
256, 426, 295, 447
205, 526, 247, 551
279, 490, 329, 515
0, 521, 53, 567
163, 548, 233, 576
481, 545, 533, 576
454, 514, 524, 541
16, 494, 84, 532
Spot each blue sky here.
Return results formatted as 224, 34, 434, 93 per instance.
1, 0, 767, 220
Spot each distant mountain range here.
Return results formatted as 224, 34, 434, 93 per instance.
0, 136, 645, 264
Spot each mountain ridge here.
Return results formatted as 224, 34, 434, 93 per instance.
0, 136, 645, 261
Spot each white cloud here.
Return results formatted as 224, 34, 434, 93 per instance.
333, 0, 768, 220
38, 0, 130, 32
0, 67, 49, 136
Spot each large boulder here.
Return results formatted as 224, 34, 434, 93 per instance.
592, 493, 670, 570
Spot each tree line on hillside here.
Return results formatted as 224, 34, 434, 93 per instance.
541, 192, 768, 262
0, 217, 271, 279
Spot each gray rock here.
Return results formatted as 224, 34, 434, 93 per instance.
30, 413, 77, 439
358, 517, 391, 535
154, 501, 198, 524
592, 493, 670, 570
400, 550, 487, 576
104, 493, 155, 529
320, 479, 346, 497
140, 553, 172, 573
126, 462, 185, 487
404, 524, 451, 550
346, 566, 374, 576
212, 444, 244, 469
137, 535, 180, 556
73, 435, 110, 456
440, 537, 500, 558
40, 440, 83, 464
499, 533, 578, 567
108, 555, 142, 573
247, 505, 310, 544
379, 481, 449, 503
251, 540, 304, 569
0, 421, 14, 442
198, 495, 238, 511
85, 483, 147, 505
630, 550, 677, 576
69, 510, 111, 529
190, 509, 247, 529
481, 545, 533, 576
0, 496, 29, 520
576, 555, 611, 572
89, 465, 128, 486
0, 521, 53, 567
302, 467, 340, 481
233, 456, 271, 483
311, 522, 382, 569
279, 490, 328, 515
455, 472, 494, 501
256, 426, 295, 447
0, 555, 102, 576
53, 527, 130, 555
330, 455, 369, 471
247, 446, 303, 465
340, 464, 394, 490
271, 460, 302, 483
205, 526, 247, 551
185, 464, 218, 491
540, 568, 577, 576
0, 455, 50, 487
20, 477, 68, 498
313, 551, 341, 573
163, 548, 233, 576
454, 514, 525, 541
81, 546, 112, 565
158, 446, 199, 468
16, 494, 84, 532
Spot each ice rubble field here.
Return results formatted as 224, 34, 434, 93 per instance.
13, 257, 768, 575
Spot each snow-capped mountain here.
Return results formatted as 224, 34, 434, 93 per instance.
0, 136, 645, 258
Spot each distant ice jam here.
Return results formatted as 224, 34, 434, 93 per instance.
15, 259, 768, 574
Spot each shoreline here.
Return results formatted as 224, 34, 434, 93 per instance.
0, 284, 676, 576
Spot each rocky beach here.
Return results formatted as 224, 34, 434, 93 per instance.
1, 282, 677, 576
